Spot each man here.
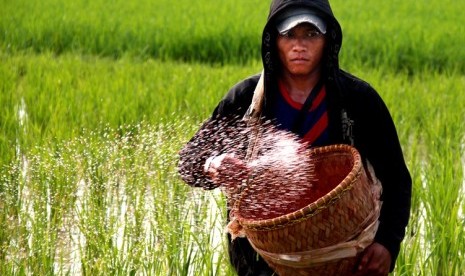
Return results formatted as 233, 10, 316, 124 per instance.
178, 0, 411, 275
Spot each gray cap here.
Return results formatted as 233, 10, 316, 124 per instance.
276, 7, 327, 35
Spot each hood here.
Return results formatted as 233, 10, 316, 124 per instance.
244, 0, 348, 145
262, 0, 342, 77
258, 0, 343, 117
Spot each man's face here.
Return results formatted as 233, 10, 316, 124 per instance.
276, 23, 326, 78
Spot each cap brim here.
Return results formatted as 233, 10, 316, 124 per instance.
277, 13, 327, 35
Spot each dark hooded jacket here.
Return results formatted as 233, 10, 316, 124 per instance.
178, 0, 411, 275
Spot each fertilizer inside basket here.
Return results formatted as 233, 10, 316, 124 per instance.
237, 150, 354, 221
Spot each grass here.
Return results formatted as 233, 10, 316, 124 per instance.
0, 0, 267, 64
0, 51, 261, 163
1, 0, 465, 71
1, 0, 464, 274
1, 122, 233, 275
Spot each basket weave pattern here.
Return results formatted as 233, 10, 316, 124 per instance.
234, 144, 379, 275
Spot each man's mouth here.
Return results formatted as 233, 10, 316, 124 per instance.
290, 57, 309, 63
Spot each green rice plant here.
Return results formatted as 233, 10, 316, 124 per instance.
0, 0, 267, 64
0, 141, 81, 274
334, 0, 465, 74
1, 0, 465, 72
2, 48, 465, 274
342, 69, 465, 275
2, 0, 465, 269
0, 120, 236, 275
0, 51, 261, 166
419, 90, 465, 275
0, 161, 22, 275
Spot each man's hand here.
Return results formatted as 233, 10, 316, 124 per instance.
353, 242, 391, 276
204, 154, 250, 195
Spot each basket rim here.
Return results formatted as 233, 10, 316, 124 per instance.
235, 144, 362, 229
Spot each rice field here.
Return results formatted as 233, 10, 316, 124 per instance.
1, 0, 465, 275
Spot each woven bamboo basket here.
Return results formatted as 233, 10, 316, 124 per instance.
232, 144, 381, 276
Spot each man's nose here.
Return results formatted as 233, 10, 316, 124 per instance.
293, 38, 307, 51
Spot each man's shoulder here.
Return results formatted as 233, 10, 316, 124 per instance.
221, 73, 261, 104
213, 73, 260, 117
336, 70, 389, 114
337, 70, 373, 91
336, 69, 383, 103
228, 73, 261, 95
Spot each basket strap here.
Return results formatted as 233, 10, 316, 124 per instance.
244, 70, 265, 122
243, 71, 265, 163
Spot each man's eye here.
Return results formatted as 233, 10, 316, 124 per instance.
307, 30, 321, 38
283, 32, 294, 38
280, 30, 322, 39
